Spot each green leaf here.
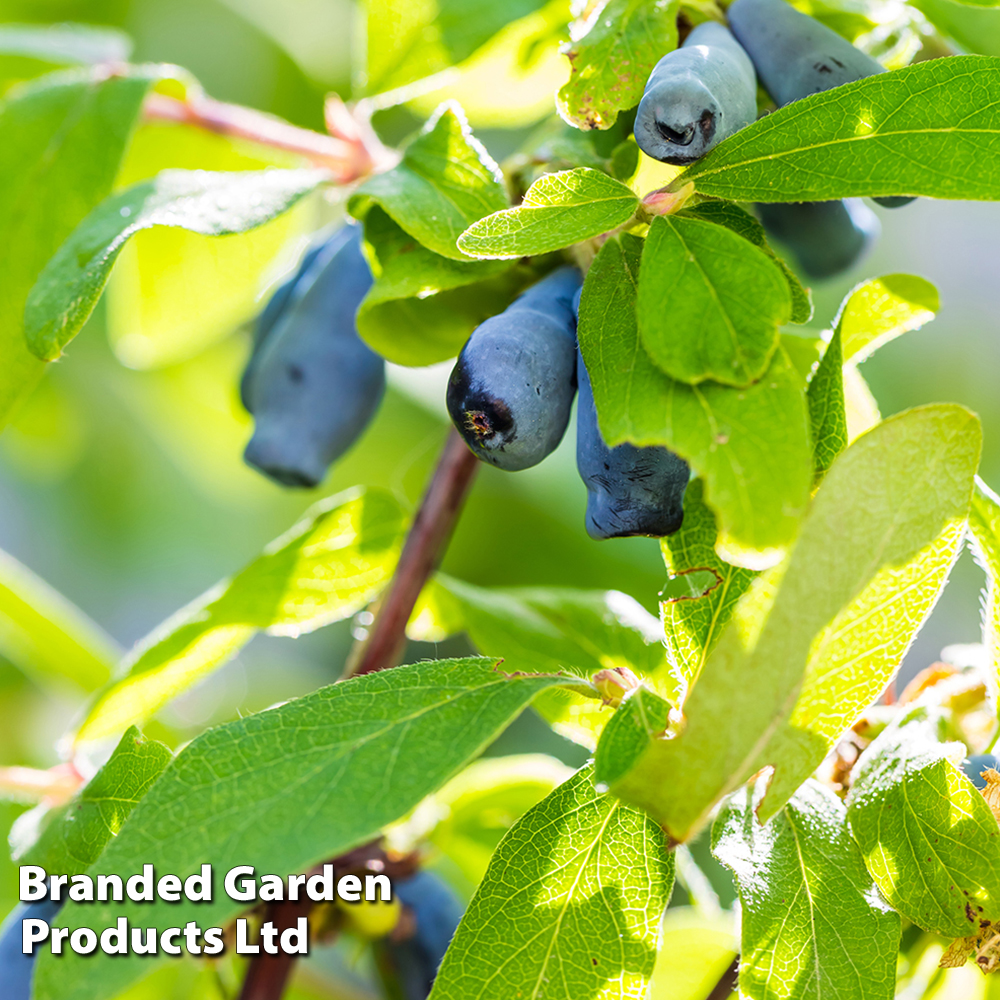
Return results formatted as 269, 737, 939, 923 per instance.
674, 57, 1000, 202
681, 200, 813, 325
0, 24, 132, 85
847, 705, 1000, 937
74, 487, 406, 747
835, 273, 939, 365
106, 119, 320, 370
594, 686, 672, 787
807, 328, 847, 482
357, 205, 520, 365
556, 0, 680, 130
21, 727, 171, 877
457, 167, 638, 259
579, 233, 813, 568
0, 547, 118, 692
714, 777, 900, 1000
660, 479, 757, 694
349, 102, 507, 260
36, 657, 588, 1000
0, 65, 179, 428
610, 404, 981, 842
913, 0, 1000, 55
637, 215, 790, 386
25, 167, 329, 362
408, 573, 674, 749
429, 764, 675, 1000
969, 478, 1000, 693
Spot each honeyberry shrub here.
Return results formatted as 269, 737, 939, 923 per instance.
3, 0, 1000, 998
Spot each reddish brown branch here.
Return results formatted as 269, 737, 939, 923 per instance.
236, 897, 314, 1000
706, 956, 740, 1000
143, 92, 389, 184
347, 429, 480, 677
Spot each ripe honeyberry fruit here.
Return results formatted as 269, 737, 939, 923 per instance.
727, 0, 915, 209
635, 23, 757, 166
447, 266, 581, 471
576, 350, 689, 540
756, 199, 878, 279
242, 224, 385, 488
0, 899, 62, 1000
634, 22, 757, 165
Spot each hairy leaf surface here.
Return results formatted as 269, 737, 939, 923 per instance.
715, 777, 899, 1000
429, 765, 675, 1000
969, 478, 1000, 693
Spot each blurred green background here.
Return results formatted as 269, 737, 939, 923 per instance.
1, 2, 999, 996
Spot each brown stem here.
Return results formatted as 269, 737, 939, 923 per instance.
143, 92, 390, 184
706, 956, 740, 1000
236, 897, 314, 1000
346, 429, 480, 677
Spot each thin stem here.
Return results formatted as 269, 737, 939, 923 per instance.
345, 428, 480, 677
706, 956, 740, 1000
143, 92, 390, 184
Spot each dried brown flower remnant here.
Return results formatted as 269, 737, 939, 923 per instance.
980, 767, 1000, 825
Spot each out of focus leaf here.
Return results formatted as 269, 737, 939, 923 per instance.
0, 65, 182, 428
715, 777, 900, 1000
25, 167, 329, 362
636, 215, 790, 386
107, 121, 319, 370
660, 480, 756, 694
556, 0, 679, 130
0, 24, 132, 89
429, 765, 675, 1000
0, 547, 118, 692
611, 405, 980, 842
22, 727, 171, 876
647, 909, 738, 1000
358, 205, 521, 365
349, 102, 507, 260
847, 705, 1000, 938
408, 573, 674, 749
74, 487, 406, 747
969, 478, 1000, 693
458, 167, 638, 258
37, 658, 589, 1000
674, 58, 1000, 202
578, 233, 812, 569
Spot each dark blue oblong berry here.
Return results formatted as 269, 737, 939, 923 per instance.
576, 351, 690, 540
447, 266, 581, 472
756, 199, 878, 279
872, 196, 917, 209
635, 22, 758, 166
0, 899, 62, 1000
727, 0, 884, 107
241, 223, 385, 488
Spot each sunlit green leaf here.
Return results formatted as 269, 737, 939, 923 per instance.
408, 573, 673, 749
579, 233, 813, 569
556, 0, 679, 130
807, 328, 847, 483
969, 478, 1000, 695
847, 705, 1000, 938
74, 487, 406, 747
458, 167, 638, 259
611, 405, 980, 842
637, 215, 790, 386
715, 777, 900, 1000
0, 65, 181, 428
350, 102, 507, 260
22, 727, 171, 877
0, 547, 118, 692
38, 658, 589, 1000
594, 686, 672, 787
429, 764, 675, 1000
675, 57, 1000, 202
357, 205, 521, 365
25, 167, 328, 362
